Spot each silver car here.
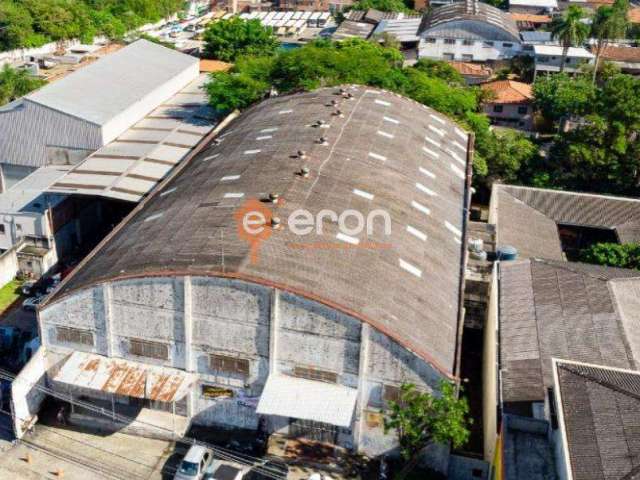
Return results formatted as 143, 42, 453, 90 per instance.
174, 445, 212, 480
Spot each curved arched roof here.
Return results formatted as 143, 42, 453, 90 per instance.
418, 0, 520, 42
44, 86, 471, 376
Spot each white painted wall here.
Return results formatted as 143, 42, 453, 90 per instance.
419, 38, 521, 62
11, 346, 47, 439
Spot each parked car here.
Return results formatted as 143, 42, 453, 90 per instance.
21, 280, 37, 296
203, 460, 249, 480
175, 445, 213, 480
22, 295, 43, 312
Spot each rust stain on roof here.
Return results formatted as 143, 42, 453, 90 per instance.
83, 358, 100, 372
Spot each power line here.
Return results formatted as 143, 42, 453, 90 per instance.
0, 367, 286, 480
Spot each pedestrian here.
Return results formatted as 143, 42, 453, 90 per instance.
56, 406, 66, 426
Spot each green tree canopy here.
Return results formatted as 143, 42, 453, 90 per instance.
580, 242, 640, 269
550, 5, 590, 73
412, 58, 464, 85
533, 73, 596, 122
383, 381, 471, 461
591, 0, 629, 83
203, 18, 279, 62
350, 0, 413, 13
0, 64, 46, 106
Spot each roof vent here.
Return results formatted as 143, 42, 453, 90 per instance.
316, 119, 326, 126
271, 217, 282, 228
268, 192, 280, 204
318, 136, 328, 145
300, 166, 310, 178
339, 88, 347, 94
331, 99, 339, 106
298, 150, 307, 159
333, 109, 343, 117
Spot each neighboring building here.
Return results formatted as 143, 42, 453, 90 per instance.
234, 11, 332, 33
553, 359, 640, 480
332, 20, 376, 40
630, 7, 640, 25
598, 45, 640, 75
417, 0, 522, 62
37, 87, 473, 464
0, 40, 200, 189
508, 0, 557, 14
482, 184, 640, 467
371, 18, 422, 48
509, 12, 552, 31
533, 44, 595, 77
448, 61, 493, 84
480, 80, 534, 130
520, 30, 554, 45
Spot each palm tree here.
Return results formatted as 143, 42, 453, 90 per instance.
550, 6, 590, 74
591, 0, 629, 83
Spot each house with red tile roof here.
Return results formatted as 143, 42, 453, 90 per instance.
481, 80, 534, 130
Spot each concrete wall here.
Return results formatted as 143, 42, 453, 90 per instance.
483, 265, 499, 462
39, 275, 448, 460
11, 346, 47, 438
483, 103, 533, 130
0, 245, 19, 288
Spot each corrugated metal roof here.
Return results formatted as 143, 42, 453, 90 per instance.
27, 40, 199, 127
555, 360, 640, 480
46, 75, 216, 203
0, 166, 70, 214
332, 20, 375, 40
256, 374, 357, 427
372, 18, 422, 43
509, 0, 557, 7
520, 31, 553, 43
533, 44, 594, 58
418, 0, 521, 42
499, 259, 640, 403
45, 86, 471, 376
53, 351, 197, 402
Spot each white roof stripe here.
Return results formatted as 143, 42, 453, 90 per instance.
399, 258, 422, 278
203, 153, 220, 161
445, 221, 462, 237
224, 192, 245, 198
353, 189, 374, 200
145, 212, 163, 222
412, 200, 431, 216
377, 130, 394, 139
368, 152, 387, 162
428, 125, 446, 137
430, 114, 446, 125
278, 109, 293, 114
406, 225, 427, 241
455, 128, 467, 141
383, 116, 400, 124
256, 135, 272, 140
419, 167, 436, 179
221, 175, 241, 182
260, 127, 279, 133
160, 187, 176, 197
453, 141, 466, 151
244, 149, 261, 155
375, 99, 391, 107
422, 146, 439, 158
336, 232, 360, 245
416, 182, 437, 197
451, 163, 466, 179
425, 136, 440, 148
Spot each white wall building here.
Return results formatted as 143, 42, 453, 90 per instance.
533, 45, 595, 76
417, 0, 522, 62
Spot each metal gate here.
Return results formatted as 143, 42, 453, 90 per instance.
289, 418, 338, 444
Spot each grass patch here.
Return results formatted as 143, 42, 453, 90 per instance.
0, 279, 23, 314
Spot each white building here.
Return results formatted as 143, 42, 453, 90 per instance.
35, 86, 473, 468
417, 0, 522, 62
533, 44, 595, 76
508, 0, 557, 14
0, 40, 199, 190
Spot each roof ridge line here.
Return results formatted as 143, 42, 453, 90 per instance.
532, 258, 640, 282
559, 362, 640, 403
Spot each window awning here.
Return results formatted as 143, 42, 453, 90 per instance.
256, 374, 358, 428
52, 351, 197, 403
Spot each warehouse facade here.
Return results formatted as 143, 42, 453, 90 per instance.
38, 86, 472, 460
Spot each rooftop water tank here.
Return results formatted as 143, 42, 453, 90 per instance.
497, 245, 518, 261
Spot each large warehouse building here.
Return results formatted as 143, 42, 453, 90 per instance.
36, 86, 472, 460
0, 39, 199, 190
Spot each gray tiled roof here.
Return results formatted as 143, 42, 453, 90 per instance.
499, 259, 640, 403
418, 0, 520, 42
332, 20, 375, 40
47, 86, 471, 376
555, 361, 640, 480
492, 185, 640, 260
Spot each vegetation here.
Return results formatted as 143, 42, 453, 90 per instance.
134, 32, 175, 49
0, 64, 46, 106
533, 73, 596, 123
206, 38, 539, 191
580, 243, 640, 270
203, 18, 279, 62
350, 0, 414, 13
0, 0, 185, 51
550, 6, 590, 73
0, 279, 23, 314
383, 382, 471, 463
590, 0, 629, 83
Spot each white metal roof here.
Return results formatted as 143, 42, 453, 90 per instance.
46, 74, 215, 202
53, 351, 197, 402
26, 39, 199, 127
533, 44, 594, 58
0, 166, 70, 215
256, 374, 358, 427
510, 0, 557, 7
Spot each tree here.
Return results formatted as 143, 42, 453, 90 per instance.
351, 0, 413, 13
590, 0, 629, 84
383, 382, 471, 464
203, 18, 279, 62
0, 64, 46, 106
580, 242, 640, 269
550, 5, 589, 73
412, 58, 464, 85
533, 73, 596, 123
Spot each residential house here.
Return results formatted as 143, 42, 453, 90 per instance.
36, 87, 473, 469
533, 44, 594, 77
449, 61, 493, 84
481, 80, 534, 130
598, 45, 640, 75
417, 0, 522, 62
508, 0, 557, 14
509, 12, 552, 31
